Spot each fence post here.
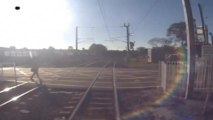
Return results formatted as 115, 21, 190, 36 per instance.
0, 65, 2, 77
1, 65, 4, 80
161, 61, 167, 91
158, 61, 161, 83
13, 63, 17, 85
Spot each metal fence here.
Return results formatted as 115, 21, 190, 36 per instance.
160, 61, 187, 94
160, 59, 213, 113
0, 62, 17, 84
194, 58, 213, 92
161, 58, 213, 94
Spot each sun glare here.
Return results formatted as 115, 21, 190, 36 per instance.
0, 0, 72, 49
11, 96, 19, 101
2, 87, 11, 92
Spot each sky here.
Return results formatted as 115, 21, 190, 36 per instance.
0, 0, 212, 50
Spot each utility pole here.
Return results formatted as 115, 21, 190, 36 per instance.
182, 0, 196, 99
123, 23, 130, 58
209, 32, 213, 45
76, 26, 78, 50
198, 3, 208, 44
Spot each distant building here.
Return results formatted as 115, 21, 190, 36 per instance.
3, 50, 37, 57
196, 25, 208, 43
147, 49, 152, 63
0, 48, 77, 58
193, 19, 209, 57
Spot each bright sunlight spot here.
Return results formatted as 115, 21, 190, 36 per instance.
0, 0, 72, 49
11, 96, 19, 101
2, 87, 11, 92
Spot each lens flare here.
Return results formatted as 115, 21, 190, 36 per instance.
123, 47, 188, 120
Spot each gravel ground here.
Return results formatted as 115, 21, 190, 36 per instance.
119, 88, 213, 120
1, 81, 213, 120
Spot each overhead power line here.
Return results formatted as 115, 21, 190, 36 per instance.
133, 0, 161, 34
97, 0, 111, 39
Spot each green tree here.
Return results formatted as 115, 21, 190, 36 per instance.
10, 46, 16, 50
148, 37, 173, 47
167, 22, 186, 46
137, 47, 147, 56
48, 46, 55, 50
68, 46, 73, 50
89, 44, 107, 55
21, 47, 28, 50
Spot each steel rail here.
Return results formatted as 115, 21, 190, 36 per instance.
0, 86, 39, 108
0, 82, 28, 94
69, 60, 102, 74
44, 83, 161, 90
113, 61, 121, 120
83, 60, 102, 67
74, 60, 101, 68
68, 60, 111, 120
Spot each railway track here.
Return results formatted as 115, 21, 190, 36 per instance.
0, 61, 160, 120
52, 61, 121, 120
0, 60, 110, 108
0, 82, 39, 109
15, 60, 106, 80
0, 60, 121, 120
